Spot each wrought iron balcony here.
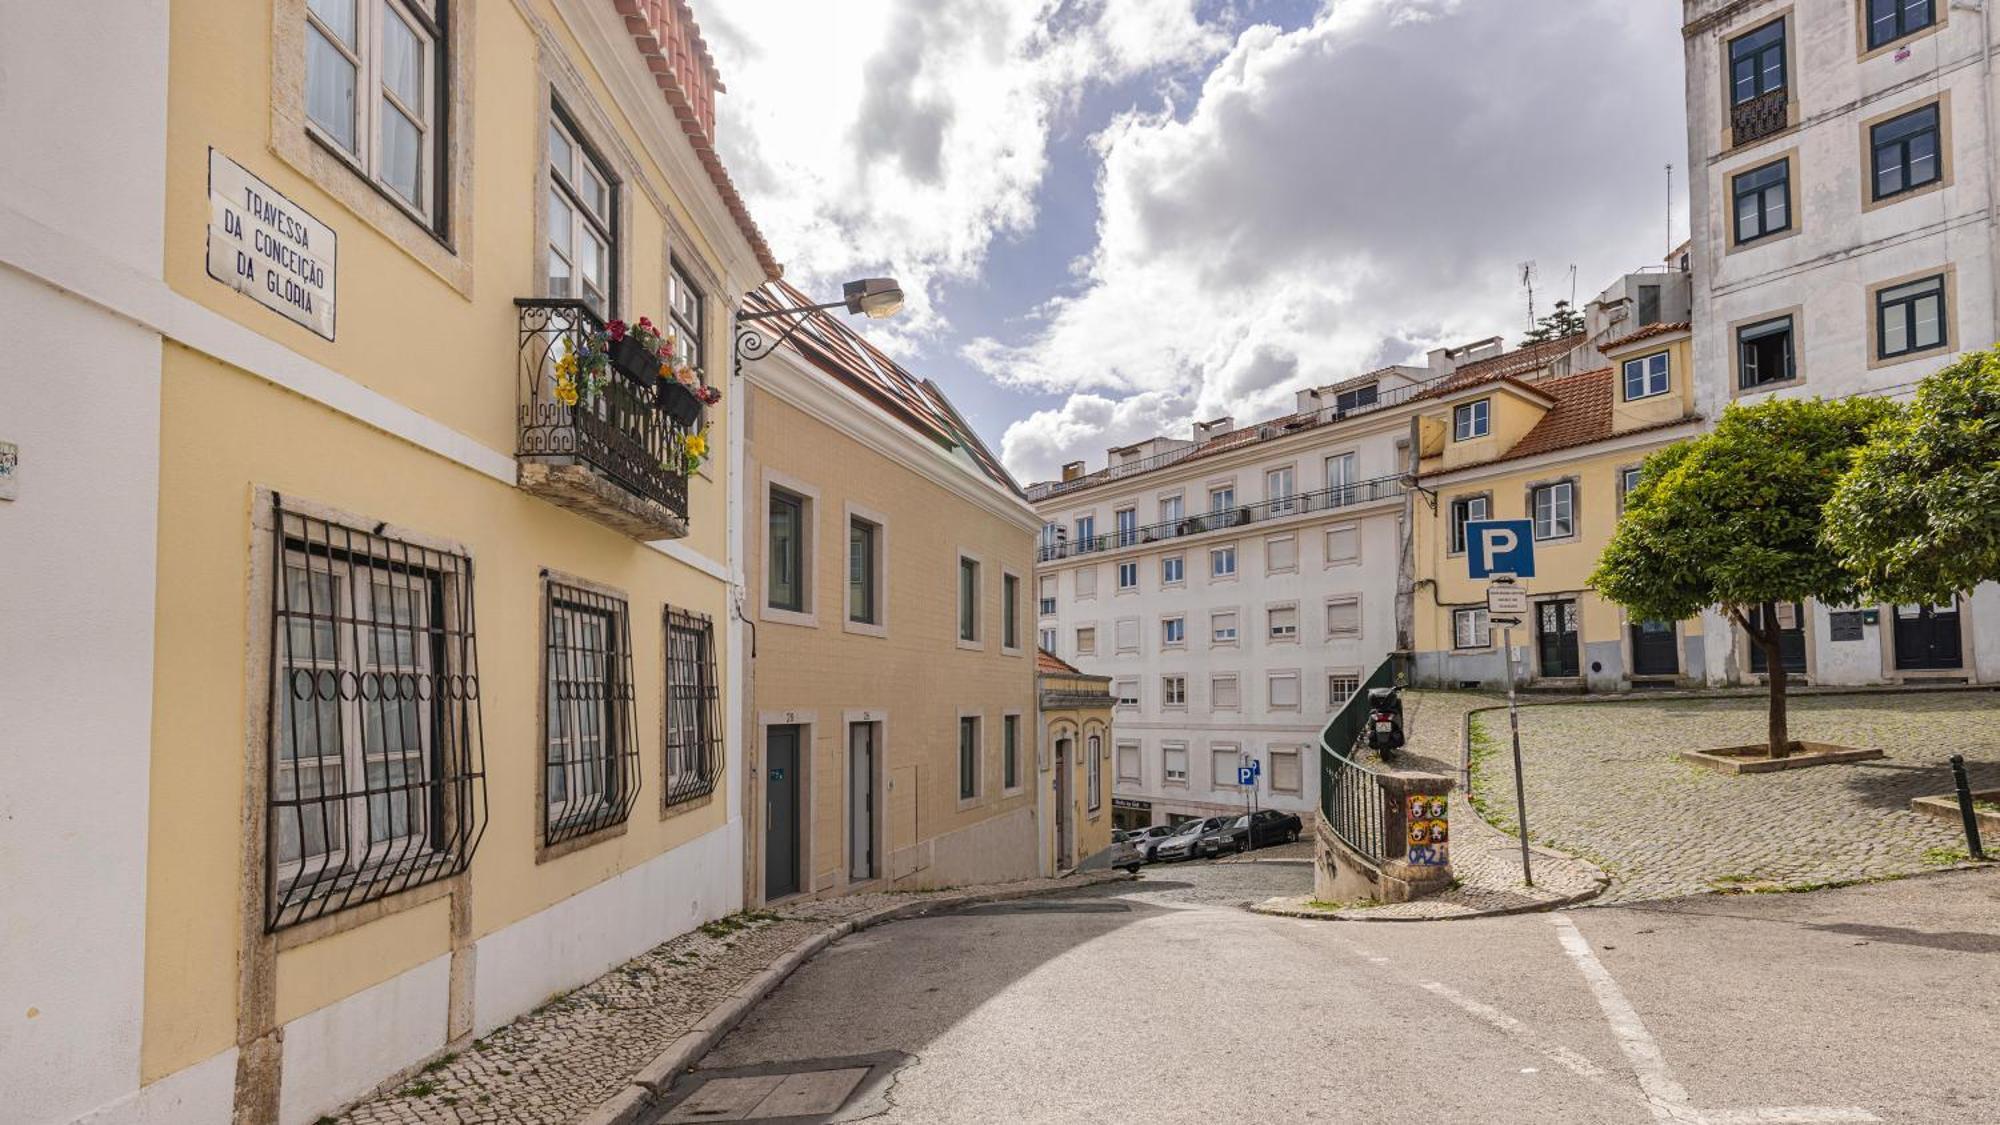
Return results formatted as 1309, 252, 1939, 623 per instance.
1037, 474, 1405, 563
516, 299, 692, 540
1731, 88, 1788, 146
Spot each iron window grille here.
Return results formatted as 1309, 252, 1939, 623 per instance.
1732, 159, 1791, 243
1876, 274, 1947, 359
1868, 0, 1935, 50
1871, 104, 1942, 200
1738, 316, 1796, 388
663, 606, 722, 808
542, 577, 640, 846
1728, 19, 1788, 145
265, 499, 488, 932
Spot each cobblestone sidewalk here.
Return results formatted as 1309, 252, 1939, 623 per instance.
335, 873, 1126, 1125
1467, 690, 2000, 903
1253, 692, 1608, 921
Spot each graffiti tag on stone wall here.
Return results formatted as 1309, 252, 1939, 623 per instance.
1406, 794, 1449, 866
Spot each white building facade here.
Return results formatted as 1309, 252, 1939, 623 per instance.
1029, 371, 1425, 831
1684, 0, 2000, 684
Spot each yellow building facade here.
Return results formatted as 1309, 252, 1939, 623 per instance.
1037, 650, 1117, 871
1412, 324, 1708, 690
4, 2, 776, 1121
741, 286, 1045, 902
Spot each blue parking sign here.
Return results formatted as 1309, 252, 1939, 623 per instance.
1466, 519, 1536, 579
1237, 766, 1256, 786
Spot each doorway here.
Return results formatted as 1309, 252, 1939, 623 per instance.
1536, 599, 1581, 679
1747, 603, 1808, 675
1893, 603, 1962, 671
765, 725, 802, 900
848, 722, 877, 882
1054, 737, 1072, 871
1629, 619, 1678, 677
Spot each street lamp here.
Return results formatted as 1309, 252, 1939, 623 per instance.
735, 277, 906, 375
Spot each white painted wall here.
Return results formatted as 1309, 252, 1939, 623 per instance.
1684, 0, 2000, 685
1036, 417, 1408, 826
0, 3, 168, 1121
280, 957, 452, 1125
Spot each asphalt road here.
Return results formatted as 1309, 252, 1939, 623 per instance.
674, 861, 2000, 1124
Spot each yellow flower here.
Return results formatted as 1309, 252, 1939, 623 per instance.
556, 351, 578, 378
555, 376, 579, 406
684, 432, 708, 459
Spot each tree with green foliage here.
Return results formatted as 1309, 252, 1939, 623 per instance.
1824, 349, 2000, 603
1522, 300, 1585, 344
1591, 396, 1899, 757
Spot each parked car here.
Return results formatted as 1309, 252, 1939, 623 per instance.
1153, 816, 1236, 862
1224, 809, 1304, 852
1103, 833, 1143, 874
1124, 824, 1176, 862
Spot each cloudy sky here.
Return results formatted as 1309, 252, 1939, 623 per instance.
700, 0, 1689, 485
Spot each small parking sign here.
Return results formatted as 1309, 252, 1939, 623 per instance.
1466, 519, 1536, 579
1237, 766, 1256, 786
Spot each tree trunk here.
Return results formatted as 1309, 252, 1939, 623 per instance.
1760, 600, 1791, 759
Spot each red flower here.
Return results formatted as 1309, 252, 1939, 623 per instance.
637, 317, 655, 329
606, 319, 627, 341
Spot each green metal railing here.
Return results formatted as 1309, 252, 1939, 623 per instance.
1319, 658, 1396, 861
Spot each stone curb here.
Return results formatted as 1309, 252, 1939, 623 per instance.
1245, 856, 1611, 924
577, 871, 1135, 1125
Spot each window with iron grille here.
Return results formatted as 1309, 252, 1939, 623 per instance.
266, 500, 488, 931
543, 577, 639, 845
664, 606, 721, 809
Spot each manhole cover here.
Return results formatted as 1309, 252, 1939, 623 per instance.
652, 1052, 910, 1124
948, 899, 1131, 916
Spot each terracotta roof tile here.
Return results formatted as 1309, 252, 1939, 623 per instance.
744, 280, 1021, 496
614, 0, 781, 280
1421, 367, 1701, 474
1597, 321, 1690, 353
1037, 649, 1079, 675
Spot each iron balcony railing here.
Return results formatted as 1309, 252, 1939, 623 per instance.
1731, 87, 1787, 146
1037, 475, 1405, 563
516, 298, 692, 520
1025, 378, 1440, 502
1319, 658, 1397, 862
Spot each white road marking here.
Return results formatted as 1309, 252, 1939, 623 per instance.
1550, 914, 1880, 1125
1418, 980, 1607, 1080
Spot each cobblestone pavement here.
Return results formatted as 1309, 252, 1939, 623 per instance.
1103, 853, 1315, 906
334, 873, 1121, 1125
1467, 690, 2000, 904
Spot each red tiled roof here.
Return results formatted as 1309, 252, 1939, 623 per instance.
1037, 649, 1079, 675
614, 0, 781, 280
1416, 333, 1586, 399
1597, 321, 1690, 353
743, 280, 1021, 496
1421, 367, 1701, 475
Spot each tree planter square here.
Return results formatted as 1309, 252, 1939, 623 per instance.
1679, 742, 1885, 775
1910, 789, 2000, 834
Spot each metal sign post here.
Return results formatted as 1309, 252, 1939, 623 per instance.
1488, 575, 1534, 887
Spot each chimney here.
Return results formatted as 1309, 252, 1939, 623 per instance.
1295, 387, 1326, 415
1060, 460, 1085, 482
1192, 416, 1235, 445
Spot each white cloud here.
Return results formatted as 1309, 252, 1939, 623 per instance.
702, 0, 1222, 352
984, 0, 1688, 482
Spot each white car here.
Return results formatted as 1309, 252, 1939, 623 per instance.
1123, 824, 1176, 862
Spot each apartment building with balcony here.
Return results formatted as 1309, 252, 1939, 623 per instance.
741, 282, 1043, 904
1028, 369, 1429, 830
2, 2, 768, 1121
1683, 0, 2000, 683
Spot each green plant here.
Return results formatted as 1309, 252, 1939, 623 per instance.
1592, 396, 1898, 757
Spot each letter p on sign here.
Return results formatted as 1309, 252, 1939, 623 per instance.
1466, 519, 1536, 578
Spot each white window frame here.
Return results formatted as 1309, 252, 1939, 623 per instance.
1211, 744, 1244, 788
1114, 506, 1138, 547
1211, 610, 1240, 646
1087, 733, 1103, 811
1211, 673, 1241, 712
1622, 351, 1670, 401
1325, 524, 1361, 567
1325, 595, 1362, 639
547, 109, 616, 317
1453, 399, 1491, 441
1115, 617, 1140, 655
1531, 480, 1576, 541
1210, 545, 1238, 579
1448, 494, 1491, 556
1267, 670, 1302, 711
1270, 747, 1303, 795
1265, 534, 1299, 575
1265, 466, 1296, 514
1116, 740, 1142, 784
1454, 607, 1492, 649
1076, 626, 1098, 656
1116, 560, 1139, 592
304, 0, 440, 224
1158, 493, 1185, 524
1114, 679, 1139, 708
1162, 616, 1186, 648
1038, 627, 1056, 652
1163, 742, 1189, 785
1161, 675, 1188, 709
1161, 554, 1185, 586
1327, 670, 1361, 705
1268, 603, 1299, 643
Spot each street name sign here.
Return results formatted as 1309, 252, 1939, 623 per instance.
206, 148, 338, 340
1466, 519, 1536, 578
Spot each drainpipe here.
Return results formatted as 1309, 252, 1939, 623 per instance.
1956, 0, 2000, 347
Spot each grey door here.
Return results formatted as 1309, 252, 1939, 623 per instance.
848, 722, 875, 881
1054, 739, 1072, 870
765, 725, 801, 899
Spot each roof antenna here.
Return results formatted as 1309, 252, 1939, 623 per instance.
1665, 163, 1675, 257
1518, 260, 1537, 333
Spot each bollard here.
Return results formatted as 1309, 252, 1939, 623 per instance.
1950, 754, 1985, 861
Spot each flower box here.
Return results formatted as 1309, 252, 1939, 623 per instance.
610, 336, 661, 383
659, 379, 706, 428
